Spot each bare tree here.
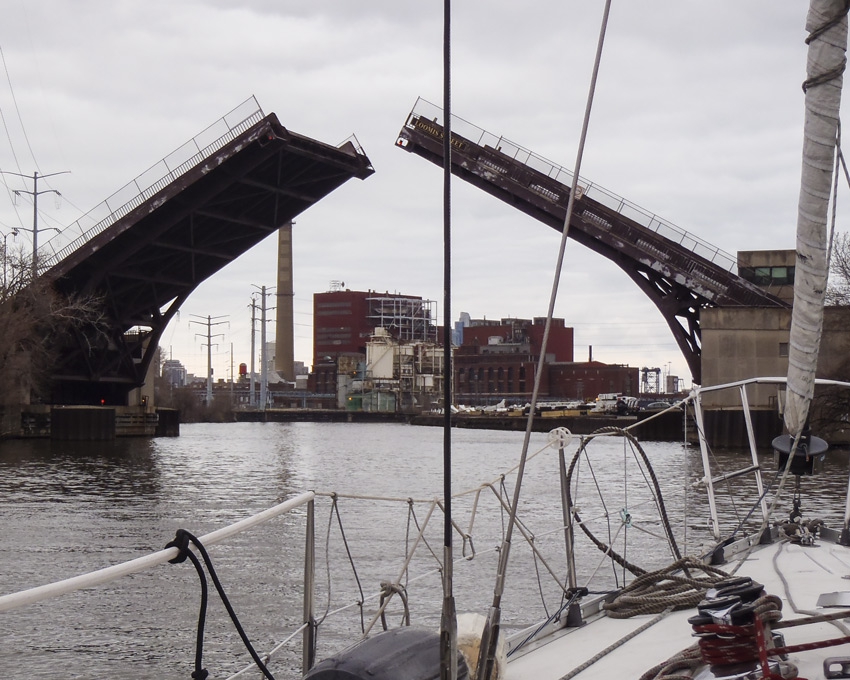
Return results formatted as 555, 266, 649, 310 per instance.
0, 245, 106, 406
827, 231, 850, 305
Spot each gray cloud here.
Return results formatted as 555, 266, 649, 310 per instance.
0, 2, 829, 385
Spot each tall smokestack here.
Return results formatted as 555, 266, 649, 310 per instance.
588, 345, 593, 362
275, 221, 295, 381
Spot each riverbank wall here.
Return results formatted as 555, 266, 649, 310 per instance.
1, 405, 179, 439
232, 408, 686, 440
1, 404, 799, 449
233, 408, 794, 448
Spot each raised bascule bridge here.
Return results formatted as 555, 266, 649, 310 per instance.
395, 98, 786, 385
38, 97, 373, 405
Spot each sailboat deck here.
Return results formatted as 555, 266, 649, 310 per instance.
506, 538, 850, 680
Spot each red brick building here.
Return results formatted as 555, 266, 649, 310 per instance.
453, 316, 637, 405
547, 361, 639, 402
308, 298, 640, 408
313, 288, 436, 364
459, 317, 573, 362
309, 287, 437, 397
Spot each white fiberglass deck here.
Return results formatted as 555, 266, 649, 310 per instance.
506, 538, 850, 680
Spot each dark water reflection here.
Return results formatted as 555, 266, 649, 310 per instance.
0, 423, 848, 679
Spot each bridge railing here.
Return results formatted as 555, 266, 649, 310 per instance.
406, 98, 737, 273
40, 97, 267, 270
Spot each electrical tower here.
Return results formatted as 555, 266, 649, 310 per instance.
189, 314, 228, 404
641, 367, 661, 394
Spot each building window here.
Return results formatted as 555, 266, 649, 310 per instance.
779, 342, 789, 357
740, 265, 795, 286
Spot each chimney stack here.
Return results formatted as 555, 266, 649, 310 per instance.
275, 221, 295, 381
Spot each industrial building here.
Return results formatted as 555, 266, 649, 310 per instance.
700, 250, 850, 443
345, 327, 444, 412
309, 285, 438, 403
701, 250, 850, 400
453, 316, 637, 406
309, 300, 641, 411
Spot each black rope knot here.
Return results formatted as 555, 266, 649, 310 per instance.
165, 528, 192, 564
164, 528, 277, 679
566, 586, 589, 600
379, 581, 411, 629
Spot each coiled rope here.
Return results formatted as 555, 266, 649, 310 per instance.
639, 593, 784, 680
602, 557, 730, 619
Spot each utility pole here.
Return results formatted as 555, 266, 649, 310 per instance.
252, 285, 275, 410
2, 171, 68, 278
0, 229, 17, 290
249, 295, 258, 407
189, 314, 227, 405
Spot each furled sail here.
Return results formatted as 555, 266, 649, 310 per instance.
785, 0, 848, 437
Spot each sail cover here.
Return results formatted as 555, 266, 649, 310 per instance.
785, 0, 848, 437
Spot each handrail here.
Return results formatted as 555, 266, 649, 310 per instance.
405, 97, 738, 273
0, 490, 315, 613
688, 376, 850, 540
694, 375, 850, 394
38, 96, 266, 271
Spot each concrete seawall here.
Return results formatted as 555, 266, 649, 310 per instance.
411, 411, 685, 440
232, 408, 687, 441
3, 406, 179, 439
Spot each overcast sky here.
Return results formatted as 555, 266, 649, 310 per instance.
0, 2, 834, 389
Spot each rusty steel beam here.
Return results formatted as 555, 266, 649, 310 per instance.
45, 113, 373, 404
396, 109, 786, 384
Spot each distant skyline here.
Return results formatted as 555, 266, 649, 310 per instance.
0, 2, 837, 388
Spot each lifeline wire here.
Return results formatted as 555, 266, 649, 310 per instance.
483, 0, 614, 641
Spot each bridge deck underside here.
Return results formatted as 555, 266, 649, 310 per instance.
48, 114, 373, 404
396, 113, 786, 384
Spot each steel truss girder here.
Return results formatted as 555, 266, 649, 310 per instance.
44, 114, 373, 403
396, 112, 787, 384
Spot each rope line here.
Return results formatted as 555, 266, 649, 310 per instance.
559, 608, 675, 680
509, 587, 587, 658
476, 5, 615, 679
328, 494, 366, 633
602, 557, 729, 619
165, 529, 276, 680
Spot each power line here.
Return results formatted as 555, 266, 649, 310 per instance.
0, 44, 85, 228
0, 46, 38, 174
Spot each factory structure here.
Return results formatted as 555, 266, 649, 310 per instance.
171, 238, 850, 425
305, 283, 639, 412
168, 245, 849, 426
162, 216, 644, 413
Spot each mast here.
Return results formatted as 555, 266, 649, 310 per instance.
439, 2, 457, 680
784, 0, 849, 438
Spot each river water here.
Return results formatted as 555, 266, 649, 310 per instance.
1, 422, 848, 679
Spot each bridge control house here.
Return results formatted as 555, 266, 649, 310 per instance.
700, 250, 850, 445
